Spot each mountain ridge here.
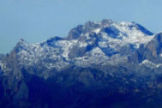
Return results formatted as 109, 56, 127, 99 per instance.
0, 19, 162, 108
7, 19, 156, 69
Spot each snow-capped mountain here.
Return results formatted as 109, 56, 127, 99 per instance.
7, 19, 156, 71
0, 19, 162, 108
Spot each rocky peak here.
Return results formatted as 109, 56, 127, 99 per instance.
5, 19, 158, 70
41, 36, 63, 47
14, 38, 29, 53
146, 33, 162, 57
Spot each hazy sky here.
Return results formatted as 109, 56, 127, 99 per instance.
0, 0, 162, 53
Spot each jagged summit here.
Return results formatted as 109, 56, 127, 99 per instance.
8, 19, 159, 71
1, 19, 162, 108
67, 19, 153, 40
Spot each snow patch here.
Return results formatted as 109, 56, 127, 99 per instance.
90, 47, 105, 56
112, 22, 154, 46
141, 59, 162, 68
160, 53, 162, 57
79, 42, 88, 47
57, 40, 77, 59
93, 28, 101, 34
0, 61, 6, 70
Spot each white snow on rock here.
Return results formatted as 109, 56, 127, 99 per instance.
93, 28, 101, 34
112, 22, 154, 48
90, 47, 105, 56
13, 19, 156, 70
160, 53, 162, 57
0, 61, 6, 70
56, 40, 77, 59
82, 21, 154, 50
141, 59, 162, 68
78, 41, 88, 47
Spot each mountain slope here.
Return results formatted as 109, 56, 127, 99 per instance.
0, 19, 162, 108
7, 19, 155, 71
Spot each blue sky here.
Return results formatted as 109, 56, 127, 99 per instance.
0, 0, 162, 53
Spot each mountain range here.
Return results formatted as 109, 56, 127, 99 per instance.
0, 19, 162, 108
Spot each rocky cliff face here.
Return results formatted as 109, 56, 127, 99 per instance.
0, 19, 162, 108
